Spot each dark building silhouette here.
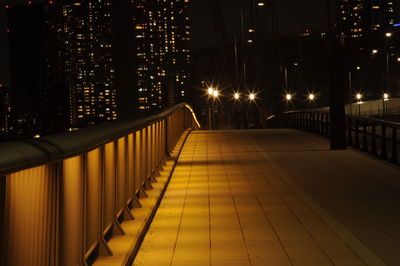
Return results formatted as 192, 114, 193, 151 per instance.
0, 84, 10, 137
8, 2, 68, 136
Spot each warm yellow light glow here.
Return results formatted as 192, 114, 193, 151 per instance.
258, 2, 265, 6
372, 49, 378, 54
208, 87, 214, 95
386, 32, 392, 38
356, 66, 361, 70
249, 93, 255, 101
234, 92, 240, 100
383, 93, 389, 101
213, 90, 219, 98
248, 29, 255, 33
185, 104, 201, 129
286, 94, 292, 101
356, 93, 362, 100
309, 93, 315, 101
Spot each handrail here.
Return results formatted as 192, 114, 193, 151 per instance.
0, 103, 200, 266
269, 109, 399, 165
0, 103, 199, 176
283, 109, 400, 128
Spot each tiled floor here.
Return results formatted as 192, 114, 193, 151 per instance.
134, 130, 400, 266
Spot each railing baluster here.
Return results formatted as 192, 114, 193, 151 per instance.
362, 120, 368, 152
354, 119, 360, 149
371, 123, 377, 156
62, 156, 85, 266
390, 127, 398, 164
0, 175, 5, 266
0, 104, 199, 265
347, 117, 353, 146
381, 125, 388, 160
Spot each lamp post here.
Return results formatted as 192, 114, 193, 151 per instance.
308, 93, 315, 103
356, 93, 362, 117
208, 88, 214, 129
383, 93, 389, 115
285, 93, 292, 111
385, 34, 392, 94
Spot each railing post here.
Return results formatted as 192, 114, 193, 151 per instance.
324, 113, 329, 137
134, 130, 142, 197
354, 119, 360, 149
0, 175, 6, 265
371, 123, 377, 156
390, 127, 398, 164
62, 156, 85, 266
380, 125, 388, 160
362, 121, 368, 152
165, 116, 170, 155
347, 117, 352, 146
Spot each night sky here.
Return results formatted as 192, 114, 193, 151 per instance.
0, 0, 326, 86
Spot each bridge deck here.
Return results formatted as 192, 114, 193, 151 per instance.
134, 129, 400, 266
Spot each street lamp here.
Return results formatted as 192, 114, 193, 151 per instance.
308, 93, 315, 101
383, 93, 389, 101
386, 32, 392, 38
234, 92, 240, 100
286, 93, 292, 101
207, 87, 215, 129
356, 93, 362, 116
257, 1, 265, 6
372, 49, 378, 55
249, 93, 255, 101
213, 90, 219, 98
383, 93, 390, 115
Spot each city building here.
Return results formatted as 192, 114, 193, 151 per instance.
7, 0, 117, 137
339, 0, 400, 39
60, 0, 117, 128
133, 0, 191, 111
338, 0, 400, 100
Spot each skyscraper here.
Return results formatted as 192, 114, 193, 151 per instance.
133, 0, 191, 111
60, 0, 117, 128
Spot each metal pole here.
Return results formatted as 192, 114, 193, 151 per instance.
284, 66, 288, 91
326, 0, 347, 150
348, 71, 352, 116
208, 105, 212, 130
386, 50, 390, 93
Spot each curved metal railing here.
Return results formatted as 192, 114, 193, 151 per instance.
0, 103, 200, 266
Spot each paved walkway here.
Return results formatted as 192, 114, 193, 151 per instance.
134, 129, 400, 266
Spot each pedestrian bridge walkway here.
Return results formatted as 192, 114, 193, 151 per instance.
134, 129, 400, 266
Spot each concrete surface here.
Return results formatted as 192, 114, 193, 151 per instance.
134, 129, 400, 266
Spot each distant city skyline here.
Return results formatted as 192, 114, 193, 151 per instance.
0, 0, 327, 86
